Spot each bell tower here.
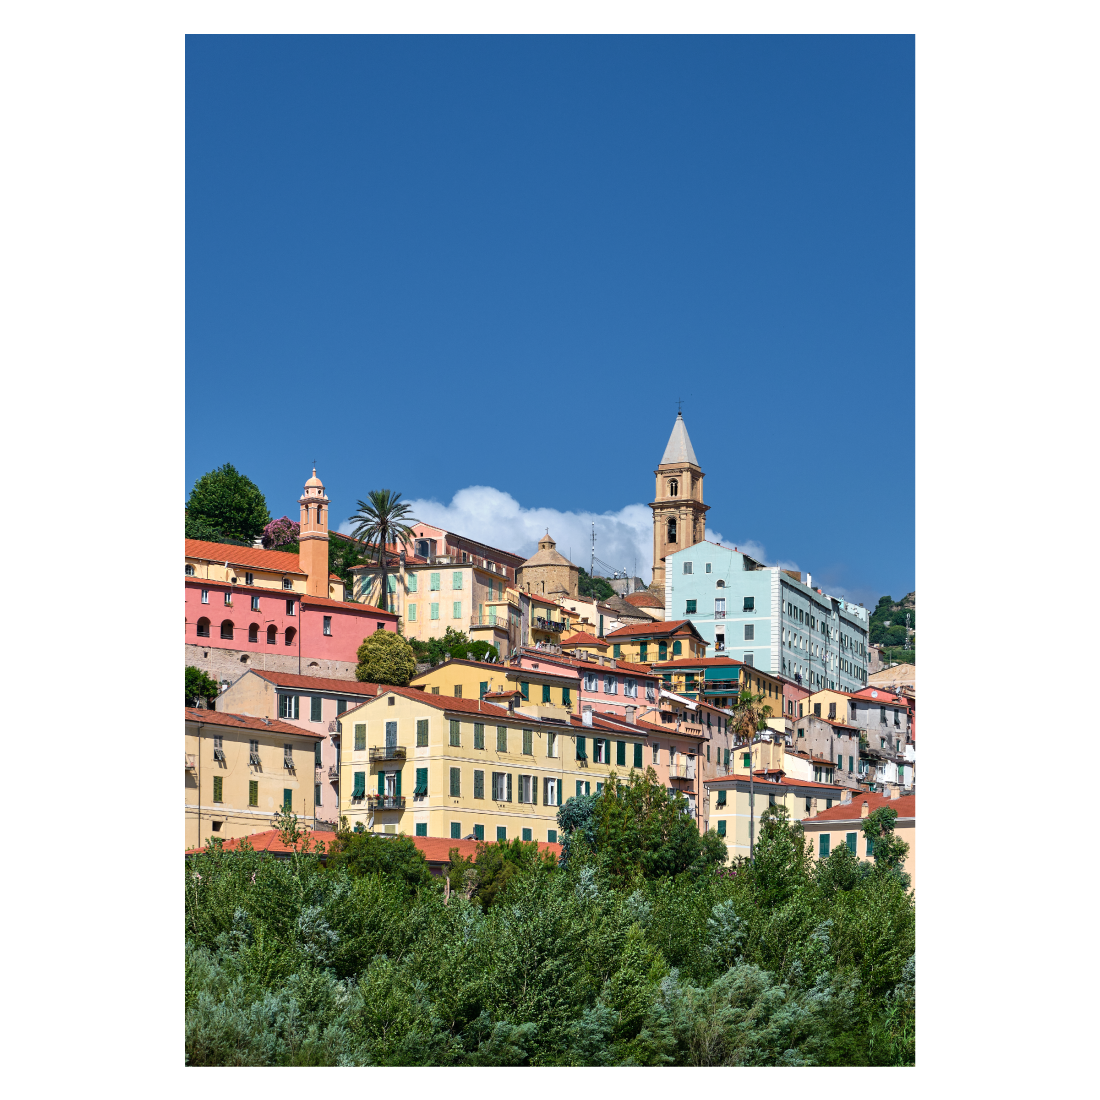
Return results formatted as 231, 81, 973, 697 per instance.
649, 412, 709, 591
298, 467, 330, 597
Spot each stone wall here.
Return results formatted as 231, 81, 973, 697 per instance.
185, 643, 358, 685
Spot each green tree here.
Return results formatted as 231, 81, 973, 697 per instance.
346, 490, 417, 611
460, 838, 556, 910
862, 806, 911, 886
355, 630, 417, 686
328, 532, 369, 597
726, 685, 774, 859
185, 665, 220, 706
326, 827, 433, 897
186, 463, 271, 545
408, 628, 498, 666
578, 568, 615, 601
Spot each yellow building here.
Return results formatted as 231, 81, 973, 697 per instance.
185, 707, 322, 849
337, 687, 649, 842
800, 687, 854, 722
411, 658, 577, 721
703, 773, 851, 862
604, 618, 708, 664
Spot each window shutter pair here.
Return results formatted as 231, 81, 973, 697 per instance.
450, 767, 461, 797
314, 742, 321, 766
212, 776, 223, 803
846, 832, 857, 854
616, 741, 626, 766
542, 684, 551, 703
474, 770, 484, 799
633, 742, 643, 768
717, 789, 727, 806
310, 696, 322, 722
355, 724, 366, 751
523, 729, 533, 755
415, 767, 428, 795
717, 819, 726, 837
353, 771, 365, 798
283, 789, 292, 811
449, 720, 461, 746
473, 723, 485, 750
576, 736, 586, 760
417, 719, 429, 747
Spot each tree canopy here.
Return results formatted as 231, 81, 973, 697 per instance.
408, 628, 498, 666
355, 630, 417, 686
578, 568, 616, 601
185, 666, 219, 706
186, 463, 271, 545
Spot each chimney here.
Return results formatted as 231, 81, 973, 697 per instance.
860, 800, 869, 818
582, 706, 593, 727
842, 789, 851, 803
625, 705, 636, 724
891, 785, 901, 800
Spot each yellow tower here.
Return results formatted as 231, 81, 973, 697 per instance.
298, 467, 330, 597
649, 412, 709, 591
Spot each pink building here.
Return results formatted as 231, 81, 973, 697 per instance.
217, 668, 381, 826
185, 468, 398, 684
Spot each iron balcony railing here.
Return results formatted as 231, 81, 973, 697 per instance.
367, 794, 406, 810
185, 754, 196, 769
369, 745, 407, 762
470, 613, 511, 628
534, 616, 567, 633
714, 610, 726, 619
328, 765, 339, 781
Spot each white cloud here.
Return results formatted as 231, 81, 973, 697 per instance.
339, 485, 796, 585
340, 485, 656, 579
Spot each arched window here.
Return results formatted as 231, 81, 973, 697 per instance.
185, 564, 195, 576
285, 626, 296, 647
672, 640, 682, 656
668, 479, 678, 497
220, 620, 234, 640
196, 617, 210, 638
658, 641, 668, 661
267, 625, 277, 645
716, 579, 726, 588
667, 518, 677, 544
248, 623, 259, 643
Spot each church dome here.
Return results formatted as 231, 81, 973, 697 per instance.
520, 533, 576, 571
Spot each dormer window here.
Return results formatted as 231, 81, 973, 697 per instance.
245, 572, 254, 585
185, 564, 195, 576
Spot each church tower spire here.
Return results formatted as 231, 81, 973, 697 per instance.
649, 412, 709, 591
298, 467, 330, 597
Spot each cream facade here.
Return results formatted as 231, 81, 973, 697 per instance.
337, 689, 650, 842
185, 708, 322, 849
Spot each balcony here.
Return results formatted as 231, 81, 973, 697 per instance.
328, 765, 339, 781
369, 745, 407, 762
185, 754, 196, 770
470, 614, 510, 630
367, 794, 406, 811
714, 611, 726, 619
534, 616, 567, 634
669, 760, 697, 781
283, 754, 295, 771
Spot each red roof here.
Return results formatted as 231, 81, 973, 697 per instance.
804, 790, 916, 823
851, 688, 908, 705
302, 594, 398, 618
246, 669, 379, 696
184, 708, 323, 739
704, 774, 850, 794
522, 650, 658, 679
624, 591, 664, 608
343, 687, 515, 720
185, 539, 306, 575
188, 829, 562, 861
605, 619, 699, 639
560, 632, 608, 648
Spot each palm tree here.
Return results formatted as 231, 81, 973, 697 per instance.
728, 687, 773, 860
346, 490, 418, 612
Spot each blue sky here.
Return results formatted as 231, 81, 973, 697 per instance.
187, 35, 913, 608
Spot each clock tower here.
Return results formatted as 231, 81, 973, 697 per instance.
649, 412, 709, 591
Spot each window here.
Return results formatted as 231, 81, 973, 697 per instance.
473, 824, 484, 841
685, 600, 697, 614
282, 578, 292, 590
314, 782, 322, 805
283, 789, 292, 811
603, 675, 617, 695
430, 573, 441, 591
429, 603, 439, 620
646, 683, 656, 702
196, 617, 210, 638
633, 742, 643, 768
849, 756, 855, 773
497, 826, 507, 842
310, 696, 322, 723
547, 732, 558, 758
743, 596, 755, 612
408, 574, 418, 593
743, 752, 751, 768
717, 819, 726, 837
768, 793, 776, 806
497, 726, 508, 752
652, 743, 660, 764
819, 834, 830, 857
672, 640, 682, 656
286, 600, 295, 616
846, 832, 857, 854
451, 822, 462, 839
683, 561, 693, 574
314, 741, 322, 766
813, 703, 822, 717
667, 518, 677, 543
519, 775, 537, 804
452, 572, 463, 590
417, 719, 429, 747
717, 789, 727, 806
492, 772, 512, 801
639, 642, 648, 663
593, 739, 607, 764
220, 620, 234, 640
449, 720, 461, 747
658, 642, 668, 661
866, 836, 874, 857
407, 604, 417, 622
266, 624, 276, 645
452, 602, 462, 619
523, 728, 533, 755
545, 777, 560, 806
322, 615, 332, 636
449, 767, 461, 797
576, 780, 584, 798
473, 770, 485, 799
541, 683, 551, 704
880, 707, 887, 724
453, 685, 462, 699
612, 643, 622, 659
548, 829, 558, 843
249, 594, 260, 613
562, 687, 571, 707
522, 828, 533, 842
249, 739, 260, 765
224, 591, 233, 607
415, 823, 427, 837
826, 798, 833, 809
354, 723, 366, 751
279, 694, 300, 720
352, 771, 366, 798
248, 780, 258, 806
583, 671, 597, 691
248, 623, 259, 643
212, 776, 223, 803
669, 478, 678, 497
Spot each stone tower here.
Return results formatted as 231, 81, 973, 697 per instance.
298, 467, 330, 597
649, 412, 709, 591
516, 532, 580, 598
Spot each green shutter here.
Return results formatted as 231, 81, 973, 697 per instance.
212, 776, 222, 803
474, 824, 484, 841
314, 741, 322, 766
506, 773, 512, 802
585, 782, 590, 796
531, 775, 538, 805
283, 789, 292, 811
450, 720, 461, 746
613, 644, 621, 658
542, 683, 551, 703
378, 771, 385, 796
520, 682, 529, 700
311, 695, 322, 722
576, 736, 586, 760
819, 834, 830, 858
523, 728, 533, 755
353, 771, 365, 798
417, 719, 429, 747
548, 829, 557, 843
474, 769, 484, 799
522, 828, 532, 842
480, 681, 489, 699
415, 823, 427, 836
474, 723, 485, 750
395, 769, 402, 797
249, 780, 258, 806
450, 767, 460, 797
562, 686, 571, 707
846, 832, 856, 854
717, 789, 727, 806
355, 724, 366, 751
451, 821, 462, 839
497, 826, 507, 842
616, 740, 626, 766
415, 767, 428, 795
717, 819, 726, 837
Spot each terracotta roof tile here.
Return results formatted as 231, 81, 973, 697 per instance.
559, 632, 608, 648
652, 656, 750, 669
624, 591, 664, 608
185, 539, 306, 575
302, 594, 398, 617
246, 670, 379, 696
342, 687, 516, 721
803, 791, 915, 823
184, 708, 323, 739
605, 619, 697, 639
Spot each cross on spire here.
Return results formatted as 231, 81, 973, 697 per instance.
676, 397, 683, 416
